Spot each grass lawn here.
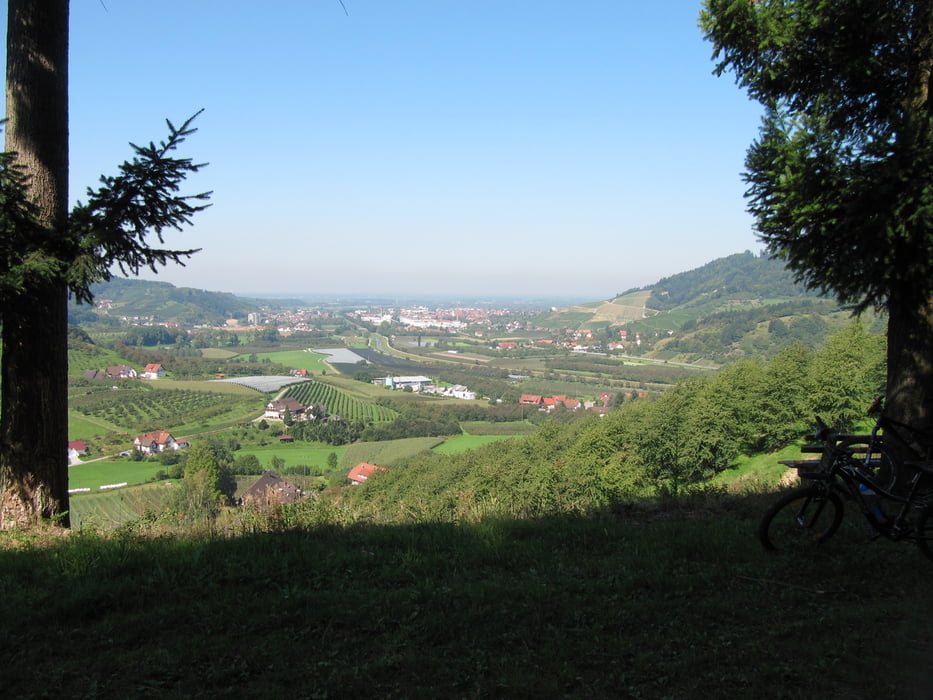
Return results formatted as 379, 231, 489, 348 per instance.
68, 412, 125, 440
234, 444, 345, 470
68, 459, 164, 490
5, 491, 932, 698
238, 349, 331, 373
713, 442, 813, 490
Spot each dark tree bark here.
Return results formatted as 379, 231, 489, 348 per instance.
0, 0, 70, 528
884, 294, 933, 463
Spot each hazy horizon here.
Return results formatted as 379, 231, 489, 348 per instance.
11, 2, 762, 299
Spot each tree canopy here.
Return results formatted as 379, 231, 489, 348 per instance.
700, 0, 933, 454
701, 0, 933, 312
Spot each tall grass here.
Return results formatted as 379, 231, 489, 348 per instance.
2, 490, 932, 698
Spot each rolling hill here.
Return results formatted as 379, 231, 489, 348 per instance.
534, 251, 884, 362
69, 278, 305, 325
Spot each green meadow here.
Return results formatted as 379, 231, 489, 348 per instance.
68, 459, 164, 490
234, 444, 346, 470
241, 349, 331, 373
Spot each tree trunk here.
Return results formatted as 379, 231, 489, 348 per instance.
0, 0, 70, 528
883, 293, 933, 465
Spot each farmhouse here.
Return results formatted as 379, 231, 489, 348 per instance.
133, 430, 187, 455
242, 471, 304, 508
105, 364, 137, 379
67, 440, 87, 464
142, 363, 166, 379
347, 462, 386, 485
264, 397, 305, 421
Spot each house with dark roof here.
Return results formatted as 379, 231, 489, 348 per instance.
106, 364, 137, 379
264, 397, 305, 421
242, 471, 304, 508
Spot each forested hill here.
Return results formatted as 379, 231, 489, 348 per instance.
644, 250, 814, 311
540, 250, 828, 333
69, 279, 302, 325
532, 251, 877, 363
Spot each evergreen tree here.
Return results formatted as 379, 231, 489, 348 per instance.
0, 1, 209, 529
701, 0, 933, 461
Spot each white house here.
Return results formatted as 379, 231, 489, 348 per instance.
142, 363, 166, 379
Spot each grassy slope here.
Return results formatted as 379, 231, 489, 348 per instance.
2, 494, 932, 698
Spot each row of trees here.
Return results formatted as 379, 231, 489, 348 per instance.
345, 324, 886, 521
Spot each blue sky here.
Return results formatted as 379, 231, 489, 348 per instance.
22, 1, 763, 299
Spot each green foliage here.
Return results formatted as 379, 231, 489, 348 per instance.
345, 323, 884, 516
181, 439, 236, 504
233, 453, 263, 476
701, 1, 933, 313
0, 149, 58, 303
646, 251, 813, 310
66, 113, 210, 304
288, 417, 363, 446
83, 277, 258, 325
172, 468, 221, 524
808, 321, 886, 430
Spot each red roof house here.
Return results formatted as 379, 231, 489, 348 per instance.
347, 462, 386, 485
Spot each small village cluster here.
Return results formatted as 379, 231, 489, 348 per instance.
519, 392, 614, 414
83, 363, 167, 381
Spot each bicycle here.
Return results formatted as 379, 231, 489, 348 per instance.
758, 413, 933, 561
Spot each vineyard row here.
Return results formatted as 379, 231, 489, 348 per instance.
284, 382, 396, 423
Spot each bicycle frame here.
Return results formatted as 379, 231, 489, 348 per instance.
762, 408, 933, 560
802, 429, 928, 539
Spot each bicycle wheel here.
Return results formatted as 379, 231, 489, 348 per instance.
914, 504, 933, 561
758, 485, 844, 552
866, 446, 900, 496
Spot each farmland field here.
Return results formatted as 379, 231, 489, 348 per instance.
199, 348, 240, 360
68, 412, 124, 440
432, 435, 514, 453
70, 482, 176, 529
283, 382, 397, 422
68, 459, 164, 490
234, 445, 346, 471
241, 349, 331, 373
341, 437, 445, 468
70, 387, 260, 434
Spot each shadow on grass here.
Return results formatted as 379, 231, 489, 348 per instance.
1, 489, 932, 699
